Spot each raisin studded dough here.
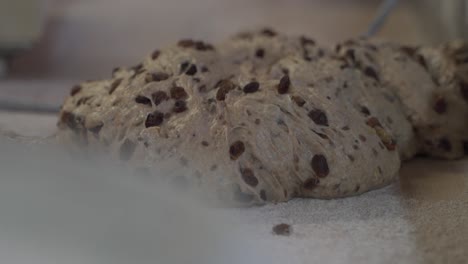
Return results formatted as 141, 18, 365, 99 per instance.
57, 29, 468, 205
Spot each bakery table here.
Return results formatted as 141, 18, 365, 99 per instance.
1, 110, 467, 264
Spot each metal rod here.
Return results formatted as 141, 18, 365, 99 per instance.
365, 0, 400, 37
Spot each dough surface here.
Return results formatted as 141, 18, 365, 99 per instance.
56, 29, 468, 205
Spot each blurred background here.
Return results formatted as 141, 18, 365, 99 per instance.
0, 0, 468, 114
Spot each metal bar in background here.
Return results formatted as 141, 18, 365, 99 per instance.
365, 0, 399, 37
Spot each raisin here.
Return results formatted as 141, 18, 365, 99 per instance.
433, 96, 447, 114
417, 54, 427, 69
354, 185, 361, 192
201, 66, 209, 73
132, 64, 143, 71
201, 141, 209, 147
151, 50, 160, 60
308, 109, 329, 126
132, 68, 146, 77
180, 61, 190, 73
272, 223, 291, 236
194, 41, 206, 50
173, 100, 187, 113
261, 28, 277, 37
60, 111, 78, 130
76, 96, 91, 106
229, 141, 245, 160
291, 95, 305, 107
300, 36, 315, 46
170, 86, 188, 100
400, 46, 416, 57
240, 168, 258, 187
109, 78, 123, 94
185, 64, 197, 76
317, 49, 325, 57
70, 85, 82, 96
277, 75, 290, 94
236, 32, 253, 40
303, 178, 320, 189
312, 130, 328, 139
311, 154, 329, 178
335, 44, 342, 52
383, 139, 397, 151
361, 106, 371, 116
119, 139, 136, 161
131, 63, 143, 72
359, 135, 367, 142
243, 81, 260, 93
460, 81, 468, 101
343, 39, 357, 46
146, 72, 169, 83
145, 111, 164, 128
363, 66, 379, 81
135, 95, 152, 106
195, 41, 214, 51
346, 49, 356, 63
366, 117, 381, 128
438, 138, 452, 152
151, 91, 169, 105
216, 80, 237, 101
255, 48, 265, 58
455, 55, 468, 65
178, 39, 195, 47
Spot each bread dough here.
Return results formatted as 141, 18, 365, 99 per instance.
56, 29, 468, 205
335, 39, 468, 159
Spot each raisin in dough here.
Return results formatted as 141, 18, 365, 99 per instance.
56, 29, 468, 205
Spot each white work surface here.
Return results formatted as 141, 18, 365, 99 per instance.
0, 111, 467, 264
